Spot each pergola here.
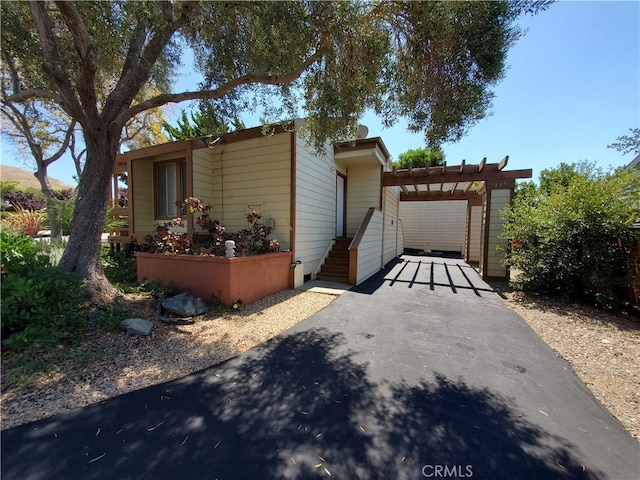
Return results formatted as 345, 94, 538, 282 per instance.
382, 156, 532, 280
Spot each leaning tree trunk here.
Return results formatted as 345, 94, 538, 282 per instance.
59, 126, 120, 302
34, 167, 62, 241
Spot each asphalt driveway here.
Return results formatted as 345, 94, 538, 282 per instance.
2, 255, 638, 479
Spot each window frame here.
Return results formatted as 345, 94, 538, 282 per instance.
154, 158, 187, 220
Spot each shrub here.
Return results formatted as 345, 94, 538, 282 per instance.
2, 190, 47, 212
0, 230, 50, 273
1, 266, 88, 350
102, 247, 137, 286
143, 197, 279, 256
4, 204, 47, 235
55, 193, 76, 235
501, 162, 640, 308
1, 231, 88, 350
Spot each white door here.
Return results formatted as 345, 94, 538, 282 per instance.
336, 174, 346, 237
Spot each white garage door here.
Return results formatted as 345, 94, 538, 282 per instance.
400, 200, 467, 254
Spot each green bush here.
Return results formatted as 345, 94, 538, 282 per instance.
54, 194, 76, 235
102, 247, 138, 286
501, 162, 640, 308
1, 231, 88, 350
0, 230, 51, 273
1, 266, 88, 349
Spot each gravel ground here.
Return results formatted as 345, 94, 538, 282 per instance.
1, 289, 335, 431
2, 285, 639, 442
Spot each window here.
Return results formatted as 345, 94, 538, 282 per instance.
155, 160, 187, 218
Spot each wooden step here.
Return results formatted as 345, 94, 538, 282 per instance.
317, 238, 353, 284
320, 263, 349, 275
316, 272, 349, 283
334, 238, 352, 247
324, 255, 348, 266
327, 250, 349, 259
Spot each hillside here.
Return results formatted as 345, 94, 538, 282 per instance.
0, 165, 74, 191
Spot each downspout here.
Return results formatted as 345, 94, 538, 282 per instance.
220, 150, 224, 224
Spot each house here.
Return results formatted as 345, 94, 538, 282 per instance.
110, 122, 531, 301
624, 154, 640, 172
110, 122, 403, 291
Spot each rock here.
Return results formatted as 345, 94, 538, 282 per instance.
121, 318, 153, 336
162, 293, 208, 317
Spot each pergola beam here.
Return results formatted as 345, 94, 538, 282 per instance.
400, 190, 483, 202
383, 168, 532, 186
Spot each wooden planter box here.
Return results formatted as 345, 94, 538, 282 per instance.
136, 252, 293, 306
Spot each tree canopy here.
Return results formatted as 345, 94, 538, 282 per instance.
394, 147, 445, 169
608, 128, 640, 157
0, 0, 552, 300
163, 101, 245, 141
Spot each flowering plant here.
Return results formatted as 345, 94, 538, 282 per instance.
143, 197, 279, 256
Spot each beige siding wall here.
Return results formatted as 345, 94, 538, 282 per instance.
399, 201, 467, 253
467, 205, 483, 263
295, 136, 336, 275
355, 209, 383, 285
346, 165, 381, 237
485, 189, 510, 278
382, 187, 401, 265
211, 133, 292, 251
192, 148, 215, 206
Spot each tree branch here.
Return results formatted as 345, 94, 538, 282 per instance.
119, 51, 321, 125
104, 1, 196, 123
55, 1, 99, 123
5, 88, 65, 104
2, 50, 21, 95
43, 119, 76, 167
0, 101, 42, 160
27, 1, 85, 122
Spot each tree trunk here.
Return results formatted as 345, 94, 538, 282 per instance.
59, 125, 119, 302
34, 167, 62, 241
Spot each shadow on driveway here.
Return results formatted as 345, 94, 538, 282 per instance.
353, 255, 494, 297
2, 326, 604, 480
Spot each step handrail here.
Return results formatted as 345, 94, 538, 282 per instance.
312, 239, 336, 277
349, 208, 376, 251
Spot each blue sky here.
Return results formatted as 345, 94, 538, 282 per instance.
2, 0, 638, 186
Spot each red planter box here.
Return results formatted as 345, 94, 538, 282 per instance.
136, 252, 293, 306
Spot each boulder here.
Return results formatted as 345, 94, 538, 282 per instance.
121, 318, 153, 336
162, 293, 208, 317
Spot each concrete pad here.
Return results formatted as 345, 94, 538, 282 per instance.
296, 279, 350, 296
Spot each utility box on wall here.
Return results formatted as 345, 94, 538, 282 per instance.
294, 261, 304, 288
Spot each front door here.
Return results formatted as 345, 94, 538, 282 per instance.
336, 173, 346, 237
